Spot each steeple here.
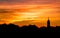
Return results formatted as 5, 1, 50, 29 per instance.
47, 17, 50, 28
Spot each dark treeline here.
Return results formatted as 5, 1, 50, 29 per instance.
0, 23, 60, 32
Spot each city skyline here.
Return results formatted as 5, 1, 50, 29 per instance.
0, 0, 60, 27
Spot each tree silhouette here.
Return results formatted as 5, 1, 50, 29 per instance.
0, 23, 60, 32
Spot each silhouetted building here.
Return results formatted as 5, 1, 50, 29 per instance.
47, 18, 50, 28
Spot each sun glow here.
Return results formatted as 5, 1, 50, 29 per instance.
21, 12, 40, 17
16, 12, 41, 20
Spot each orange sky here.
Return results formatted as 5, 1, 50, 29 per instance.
0, 0, 60, 27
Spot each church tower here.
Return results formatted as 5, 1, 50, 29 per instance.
47, 18, 50, 28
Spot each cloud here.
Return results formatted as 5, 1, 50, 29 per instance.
13, 20, 42, 27
0, 9, 15, 13
0, 0, 59, 4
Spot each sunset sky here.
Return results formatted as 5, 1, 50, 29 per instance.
0, 0, 60, 27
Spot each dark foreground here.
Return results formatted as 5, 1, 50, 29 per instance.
0, 23, 60, 32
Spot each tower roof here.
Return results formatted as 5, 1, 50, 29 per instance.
47, 17, 50, 22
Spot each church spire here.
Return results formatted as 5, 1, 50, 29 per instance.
47, 17, 50, 28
